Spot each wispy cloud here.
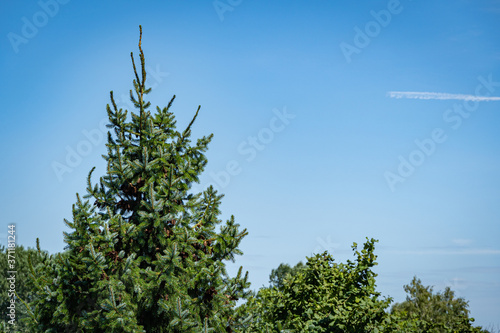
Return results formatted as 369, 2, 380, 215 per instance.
387, 248, 500, 255
387, 91, 500, 102
452, 238, 474, 246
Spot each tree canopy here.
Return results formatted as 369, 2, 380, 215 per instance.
24, 26, 250, 332
0, 245, 45, 332
390, 277, 487, 332
237, 239, 393, 332
268, 261, 304, 290
235, 239, 489, 332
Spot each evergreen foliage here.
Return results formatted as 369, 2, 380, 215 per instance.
25, 26, 250, 332
0, 245, 44, 332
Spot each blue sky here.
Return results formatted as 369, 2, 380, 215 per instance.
1, 0, 500, 327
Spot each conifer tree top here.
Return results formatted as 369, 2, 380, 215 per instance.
26, 26, 250, 332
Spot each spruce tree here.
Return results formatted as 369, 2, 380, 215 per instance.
25, 26, 251, 332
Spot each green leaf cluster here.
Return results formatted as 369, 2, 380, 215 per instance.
390, 277, 488, 333
234, 239, 489, 333
268, 262, 305, 290
238, 239, 393, 332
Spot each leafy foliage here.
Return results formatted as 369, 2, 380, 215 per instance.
391, 277, 488, 332
25, 26, 250, 332
235, 240, 489, 333
268, 261, 304, 290
238, 238, 394, 332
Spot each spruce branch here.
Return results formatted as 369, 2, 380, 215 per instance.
182, 105, 201, 140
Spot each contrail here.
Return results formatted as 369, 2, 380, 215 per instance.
387, 91, 500, 102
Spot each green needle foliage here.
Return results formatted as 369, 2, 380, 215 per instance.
25, 26, 250, 332
0, 245, 44, 332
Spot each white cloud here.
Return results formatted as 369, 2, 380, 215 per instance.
387, 91, 500, 101
452, 238, 474, 246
